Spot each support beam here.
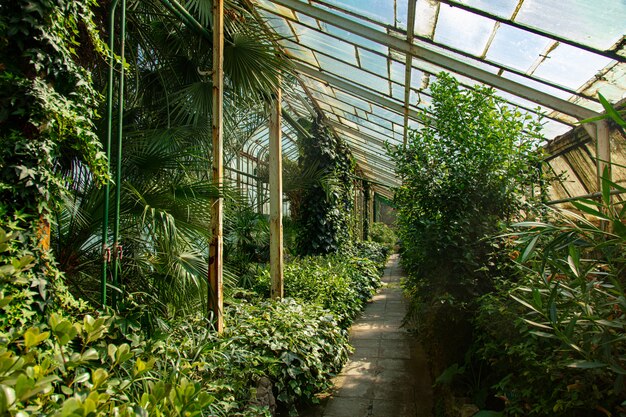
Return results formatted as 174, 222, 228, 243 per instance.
403, 0, 417, 147
269, 85, 284, 300
209, 0, 224, 333
295, 62, 421, 120
274, 0, 600, 121
595, 120, 611, 189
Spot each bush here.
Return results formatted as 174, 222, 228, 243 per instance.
389, 73, 546, 416
348, 240, 389, 267
255, 255, 381, 327
369, 222, 397, 251
478, 186, 626, 416
225, 298, 351, 414
0, 228, 351, 416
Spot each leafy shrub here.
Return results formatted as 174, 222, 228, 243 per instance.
1, 226, 356, 417
483, 177, 626, 416
256, 255, 381, 327
389, 73, 546, 415
225, 299, 351, 415
369, 222, 397, 251
347, 240, 390, 273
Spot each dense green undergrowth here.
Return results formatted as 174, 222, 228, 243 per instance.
255, 251, 383, 327
0, 232, 387, 416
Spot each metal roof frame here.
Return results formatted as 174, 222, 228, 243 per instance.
247, 0, 624, 192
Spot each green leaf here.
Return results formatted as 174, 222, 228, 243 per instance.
567, 361, 606, 369
511, 294, 541, 314
598, 93, 626, 128
532, 288, 543, 310
23, 327, 50, 348
570, 201, 608, 220
0, 385, 16, 413
529, 330, 557, 339
520, 234, 540, 262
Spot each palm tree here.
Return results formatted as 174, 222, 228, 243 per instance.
52, 0, 292, 321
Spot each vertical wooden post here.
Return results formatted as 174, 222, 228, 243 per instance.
269, 83, 284, 299
595, 120, 611, 188
209, 0, 224, 333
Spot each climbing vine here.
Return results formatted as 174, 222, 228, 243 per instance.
294, 114, 355, 255
0, 0, 107, 323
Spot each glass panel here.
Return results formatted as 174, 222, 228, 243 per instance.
325, 113, 339, 122
317, 54, 390, 95
434, 4, 495, 56
367, 113, 393, 131
516, 0, 626, 50
323, 23, 388, 54
321, 0, 396, 27
295, 10, 320, 28
358, 48, 389, 76
324, 95, 359, 114
414, 0, 439, 39
304, 77, 336, 97
282, 39, 319, 67
338, 116, 360, 131
581, 63, 626, 103
457, 0, 519, 18
256, 0, 296, 19
259, 12, 295, 40
533, 43, 612, 91
541, 121, 572, 140
486, 25, 550, 72
569, 97, 603, 114
390, 60, 405, 83
334, 89, 373, 112
291, 22, 358, 65
391, 83, 405, 101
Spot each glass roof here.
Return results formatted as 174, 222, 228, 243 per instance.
249, 0, 626, 191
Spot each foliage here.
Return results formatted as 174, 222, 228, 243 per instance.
389, 73, 547, 415
226, 298, 351, 415
1, 226, 360, 417
367, 222, 397, 252
224, 202, 269, 288
468, 101, 626, 417
0, 0, 107, 322
483, 172, 626, 416
256, 254, 382, 327
47, 0, 293, 318
293, 114, 356, 255
390, 73, 545, 301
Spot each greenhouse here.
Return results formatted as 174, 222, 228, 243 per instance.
0, 0, 625, 416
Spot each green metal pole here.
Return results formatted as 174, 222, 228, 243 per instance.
101, 0, 120, 308
112, 0, 126, 310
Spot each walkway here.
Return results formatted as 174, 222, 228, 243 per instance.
303, 254, 432, 417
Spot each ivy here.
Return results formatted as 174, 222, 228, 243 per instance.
294, 114, 355, 255
0, 0, 107, 316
